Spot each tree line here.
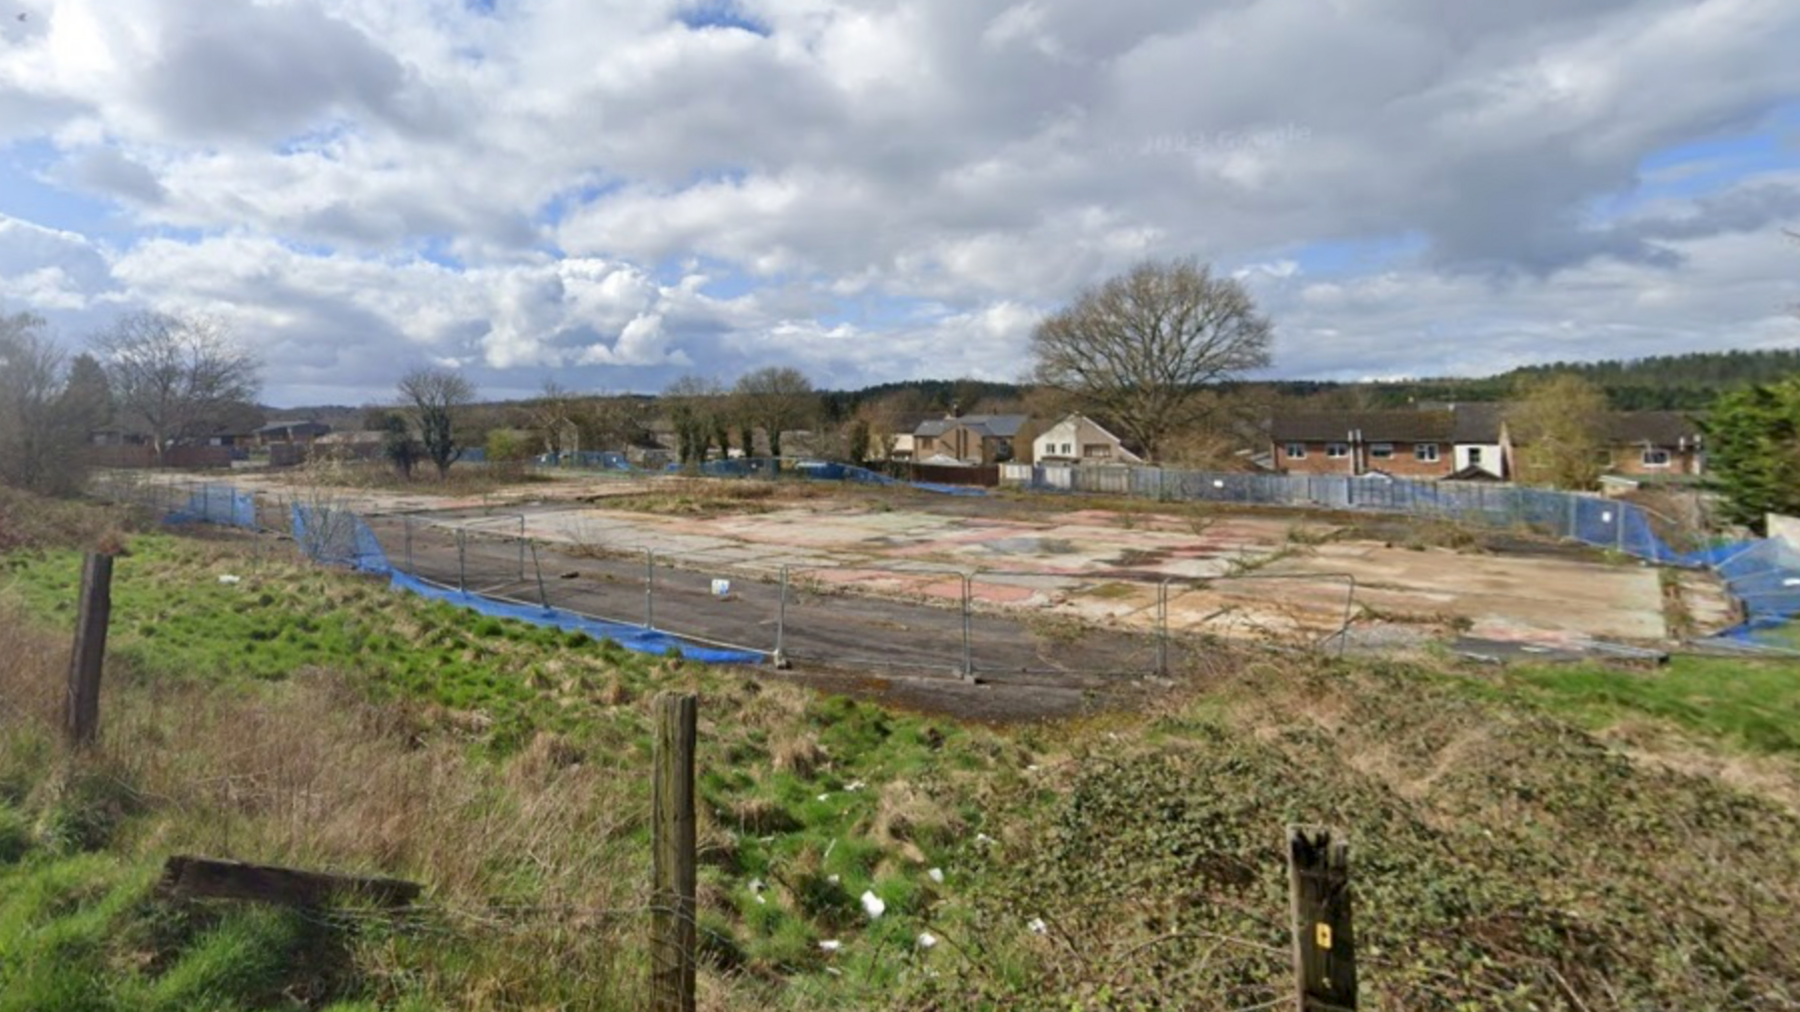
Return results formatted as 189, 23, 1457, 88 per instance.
0, 309, 259, 495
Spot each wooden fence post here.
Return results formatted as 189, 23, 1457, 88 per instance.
651, 693, 698, 1012
1288, 825, 1357, 1012
65, 552, 115, 747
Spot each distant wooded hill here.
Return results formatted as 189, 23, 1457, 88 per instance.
271, 347, 1800, 419
1333, 348, 1800, 411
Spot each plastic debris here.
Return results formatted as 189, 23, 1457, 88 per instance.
711, 578, 732, 597
816, 793, 830, 802
827, 874, 840, 885
749, 878, 766, 894
975, 832, 996, 846
1028, 917, 1048, 935
845, 780, 866, 792
861, 891, 886, 919
917, 931, 939, 950
1024, 764, 1040, 773
217, 574, 242, 585
819, 939, 841, 953
928, 867, 945, 884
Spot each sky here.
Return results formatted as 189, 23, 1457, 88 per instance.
1, 0, 1797, 407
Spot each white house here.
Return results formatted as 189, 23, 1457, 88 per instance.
1032, 414, 1145, 466
1449, 404, 1507, 479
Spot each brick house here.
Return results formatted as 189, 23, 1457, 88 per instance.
1269, 410, 1457, 479
1599, 411, 1705, 477
912, 414, 1038, 465
1502, 409, 1705, 479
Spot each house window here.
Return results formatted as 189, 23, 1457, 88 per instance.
916, 437, 933, 452
1369, 443, 1394, 459
1468, 446, 1483, 465
1284, 442, 1307, 459
1642, 448, 1671, 468
1414, 443, 1440, 463
1062, 443, 1073, 455
1325, 443, 1349, 459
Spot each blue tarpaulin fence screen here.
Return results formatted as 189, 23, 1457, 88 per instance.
387, 570, 760, 664
286, 502, 758, 664
167, 477, 1800, 654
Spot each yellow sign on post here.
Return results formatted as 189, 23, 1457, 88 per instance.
1316, 922, 1333, 950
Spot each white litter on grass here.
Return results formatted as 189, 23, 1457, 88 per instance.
917, 932, 939, 950
975, 833, 996, 846
1025, 764, 1040, 773
1028, 918, 1048, 935
819, 939, 841, 953
217, 574, 241, 585
828, 874, 840, 885
816, 793, 830, 802
860, 891, 886, 919
845, 780, 866, 792
749, 878, 766, 893
928, 867, 945, 884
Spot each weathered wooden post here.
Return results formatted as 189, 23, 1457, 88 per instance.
1288, 825, 1357, 1011
65, 552, 115, 747
651, 693, 698, 1012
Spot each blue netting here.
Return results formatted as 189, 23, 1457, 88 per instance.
291, 503, 391, 574
685, 456, 987, 495
389, 571, 761, 664
1704, 540, 1800, 646
289, 502, 752, 663
166, 484, 258, 529
539, 451, 633, 470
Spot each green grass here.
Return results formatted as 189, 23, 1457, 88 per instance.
1, 532, 1004, 1007
1493, 655, 1800, 756
6, 523, 1800, 1009
1, 535, 669, 753
0, 846, 377, 1012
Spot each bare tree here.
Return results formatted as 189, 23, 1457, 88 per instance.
94, 311, 261, 459
856, 389, 931, 462
398, 367, 477, 479
733, 366, 817, 458
664, 375, 725, 466
1031, 258, 1272, 463
527, 380, 587, 457
584, 394, 655, 452
0, 311, 67, 491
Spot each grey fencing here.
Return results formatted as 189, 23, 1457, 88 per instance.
1004, 465, 1696, 563
88, 470, 1355, 678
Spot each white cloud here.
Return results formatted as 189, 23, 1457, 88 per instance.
0, 0, 1795, 402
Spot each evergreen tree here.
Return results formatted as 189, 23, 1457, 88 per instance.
1701, 379, 1800, 534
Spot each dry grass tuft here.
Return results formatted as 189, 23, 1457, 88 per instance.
770, 731, 826, 779
727, 796, 801, 835
872, 779, 962, 861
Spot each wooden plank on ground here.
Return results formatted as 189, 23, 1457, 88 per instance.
159, 855, 421, 909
